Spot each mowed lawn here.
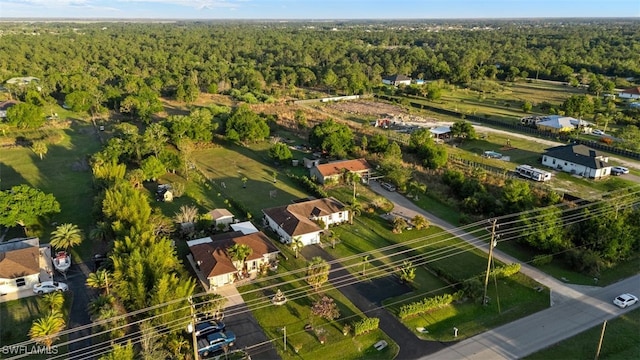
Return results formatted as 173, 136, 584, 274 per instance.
239, 253, 398, 360
0, 293, 72, 358
526, 308, 640, 360
0, 121, 102, 258
192, 141, 309, 218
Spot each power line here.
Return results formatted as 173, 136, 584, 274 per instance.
6, 187, 639, 358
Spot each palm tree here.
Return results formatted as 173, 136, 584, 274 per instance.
89, 221, 111, 243
345, 201, 363, 225
174, 205, 198, 224
32, 140, 48, 160
291, 236, 304, 259
49, 223, 83, 252
88, 294, 116, 320
345, 171, 361, 202
86, 269, 112, 295
227, 244, 253, 273
41, 292, 65, 313
29, 312, 66, 348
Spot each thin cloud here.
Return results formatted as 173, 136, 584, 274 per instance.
115, 0, 246, 9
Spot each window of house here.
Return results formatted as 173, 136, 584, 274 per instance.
16, 278, 26, 287
552, 159, 556, 164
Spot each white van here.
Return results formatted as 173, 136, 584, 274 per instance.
381, 182, 396, 192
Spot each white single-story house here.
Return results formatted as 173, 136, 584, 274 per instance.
535, 115, 591, 134
0, 238, 42, 296
188, 231, 280, 289
208, 208, 235, 230
542, 144, 611, 179
618, 87, 640, 100
263, 197, 348, 246
382, 74, 412, 86
309, 158, 371, 184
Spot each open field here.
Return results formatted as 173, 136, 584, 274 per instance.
0, 119, 101, 258
191, 140, 309, 219
526, 308, 640, 360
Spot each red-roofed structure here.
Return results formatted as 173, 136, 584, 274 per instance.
187, 231, 279, 289
309, 158, 371, 184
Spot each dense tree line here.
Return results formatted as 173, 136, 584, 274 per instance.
1, 20, 638, 113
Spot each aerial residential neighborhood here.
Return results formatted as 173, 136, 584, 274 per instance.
0, 4, 639, 360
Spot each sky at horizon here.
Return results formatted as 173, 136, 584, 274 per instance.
0, 0, 639, 19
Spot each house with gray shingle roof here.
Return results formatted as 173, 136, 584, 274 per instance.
262, 197, 348, 246
542, 144, 612, 179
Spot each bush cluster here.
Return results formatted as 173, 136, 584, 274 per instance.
398, 291, 463, 319
353, 317, 380, 336
488, 263, 521, 278
288, 174, 328, 198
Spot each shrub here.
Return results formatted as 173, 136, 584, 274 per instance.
488, 263, 521, 278
398, 291, 464, 319
353, 317, 380, 336
287, 174, 328, 198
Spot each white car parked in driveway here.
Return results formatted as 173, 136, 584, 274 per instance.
592, 129, 605, 135
611, 166, 629, 175
33, 281, 69, 295
613, 293, 638, 308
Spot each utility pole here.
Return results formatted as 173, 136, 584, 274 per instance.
483, 219, 498, 305
594, 320, 607, 360
282, 326, 287, 352
189, 296, 198, 360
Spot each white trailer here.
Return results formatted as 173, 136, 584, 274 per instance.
515, 165, 552, 182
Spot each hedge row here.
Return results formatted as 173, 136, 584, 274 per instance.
488, 263, 521, 279
353, 317, 380, 336
398, 290, 464, 319
288, 173, 328, 198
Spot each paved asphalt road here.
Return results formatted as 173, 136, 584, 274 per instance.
368, 181, 640, 359
422, 275, 640, 359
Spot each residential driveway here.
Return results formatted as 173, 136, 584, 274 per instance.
301, 245, 449, 359
63, 261, 93, 357
215, 285, 279, 360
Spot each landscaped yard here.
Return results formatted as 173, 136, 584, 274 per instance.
238, 252, 398, 360
525, 308, 640, 360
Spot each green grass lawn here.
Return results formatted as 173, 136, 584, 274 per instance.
526, 308, 640, 360
238, 252, 398, 360
0, 120, 102, 259
191, 141, 309, 219
322, 208, 549, 342
0, 293, 72, 359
